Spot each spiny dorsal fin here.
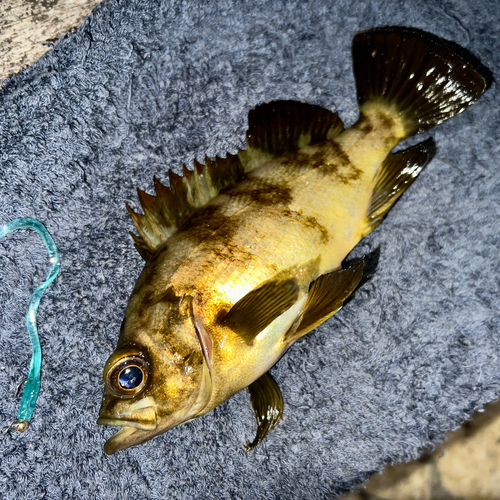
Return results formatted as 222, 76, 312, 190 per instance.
240, 100, 345, 171
284, 260, 364, 345
128, 153, 245, 259
129, 101, 344, 260
363, 138, 436, 237
244, 371, 284, 451
222, 279, 300, 345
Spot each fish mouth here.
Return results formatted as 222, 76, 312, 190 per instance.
99, 424, 162, 455
97, 404, 158, 454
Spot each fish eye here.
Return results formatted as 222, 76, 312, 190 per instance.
105, 355, 149, 398
118, 365, 143, 389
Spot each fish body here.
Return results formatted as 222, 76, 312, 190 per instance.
149, 108, 400, 404
98, 27, 488, 454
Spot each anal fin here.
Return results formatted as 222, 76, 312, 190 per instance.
284, 260, 364, 345
363, 138, 436, 237
244, 372, 284, 451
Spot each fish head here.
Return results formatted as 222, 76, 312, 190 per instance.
97, 281, 212, 454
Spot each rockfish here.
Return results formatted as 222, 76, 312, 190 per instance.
97, 27, 488, 454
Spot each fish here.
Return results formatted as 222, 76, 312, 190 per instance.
97, 26, 489, 454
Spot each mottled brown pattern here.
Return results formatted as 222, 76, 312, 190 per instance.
300, 214, 330, 244
280, 151, 308, 168
325, 141, 351, 168
248, 184, 293, 206
156, 286, 182, 305
140, 289, 156, 309
279, 141, 362, 186
227, 180, 293, 207
384, 135, 397, 148
280, 150, 327, 170
322, 142, 363, 183
356, 114, 374, 134
280, 208, 330, 245
355, 112, 400, 142
309, 150, 329, 168
137, 281, 181, 311
376, 110, 394, 130
337, 167, 363, 184
174, 202, 260, 284
179, 204, 231, 240
206, 236, 244, 262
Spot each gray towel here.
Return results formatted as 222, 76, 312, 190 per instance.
0, 1, 498, 498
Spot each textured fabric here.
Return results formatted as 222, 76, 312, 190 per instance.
0, 1, 499, 498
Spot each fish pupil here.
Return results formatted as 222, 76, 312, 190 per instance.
118, 365, 143, 389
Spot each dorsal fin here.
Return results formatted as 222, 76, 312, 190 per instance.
363, 138, 436, 237
127, 153, 245, 259
240, 100, 345, 171
128, 101, 344, 260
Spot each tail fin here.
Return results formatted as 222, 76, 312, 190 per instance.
352, 27, 488, 137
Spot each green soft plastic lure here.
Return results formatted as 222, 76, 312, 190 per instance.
0, 217, 60, 433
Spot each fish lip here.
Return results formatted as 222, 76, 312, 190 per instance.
102, 425, 141, 455
97, 405, 158, 431
96, 417, 154, 431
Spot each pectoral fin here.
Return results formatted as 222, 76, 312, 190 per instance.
244, 372, 284, 451
222, 279, 299, 345
284, 260, 364, 345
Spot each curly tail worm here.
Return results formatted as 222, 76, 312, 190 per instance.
0, 218, 60, 433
